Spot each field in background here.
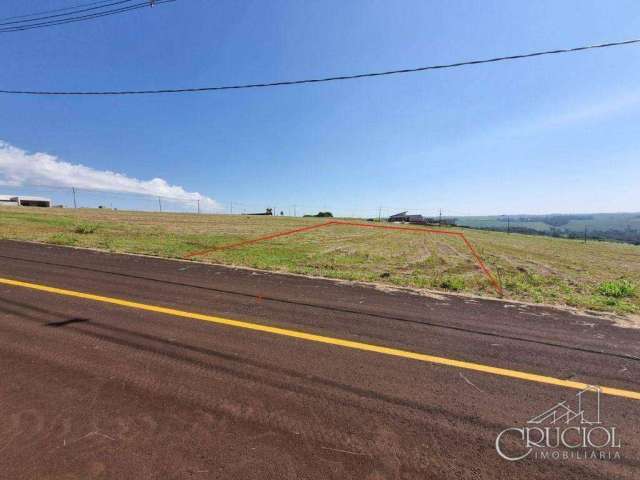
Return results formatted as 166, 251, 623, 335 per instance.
1, 207, 638, 314
457, 212, 640, 244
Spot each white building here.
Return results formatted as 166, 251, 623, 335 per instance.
0, 195, 51, 207
0, 195, 19, 206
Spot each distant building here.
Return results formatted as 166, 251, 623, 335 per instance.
0, 195, 51, 208
388, 211, 425, 223
388, 210, 457, 226
18, 196, 52, 207
0, 195, 19, 207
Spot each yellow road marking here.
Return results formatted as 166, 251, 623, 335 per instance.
1, 276, 639, 401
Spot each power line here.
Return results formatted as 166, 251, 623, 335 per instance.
0, 0, 172, 32
0, 0, 137, 27
1, 36, 638, 95
0, 0, 174, 33
0, 0, 129, 22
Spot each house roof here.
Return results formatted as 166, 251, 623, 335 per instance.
1, 195, 51, 203
17, 196, 51, 202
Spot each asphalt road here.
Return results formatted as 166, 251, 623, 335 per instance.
0, 240, 638, 479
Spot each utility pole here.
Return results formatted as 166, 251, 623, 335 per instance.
197, 199, 200, 214
584, 225, 587, 244
439, 209, 442, 226
293, 205, 297, 217
378, 207, 382, 222
72, 187, 77, 209
230, 201, 233, 215
158, 197, 162, 212
507, 216, 510, 234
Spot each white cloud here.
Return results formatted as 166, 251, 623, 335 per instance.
508, 90, 640, 135
0, 140, 220, 210
415, 90, 640, 166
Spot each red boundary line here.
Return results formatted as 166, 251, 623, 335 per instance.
186, 220, 503, 296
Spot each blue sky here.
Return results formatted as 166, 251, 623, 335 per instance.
0, 0, 639, 216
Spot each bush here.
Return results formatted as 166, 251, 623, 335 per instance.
73, 223, 99, 234
303, 211, 333, 218
597, 280, 636, 298
440, 276, 465, 291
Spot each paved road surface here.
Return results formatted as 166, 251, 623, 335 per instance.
0, 240, 638, 479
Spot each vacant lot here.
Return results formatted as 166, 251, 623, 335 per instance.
1, 207, 638, 314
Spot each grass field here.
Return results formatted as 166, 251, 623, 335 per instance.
457, 212, 640, 244
458, 212, 640, 232
1, 206, 639, 315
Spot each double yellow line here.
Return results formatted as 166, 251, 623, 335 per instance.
1, 276, 638, 401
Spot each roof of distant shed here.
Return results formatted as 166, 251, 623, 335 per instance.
17, 196, 51, 202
